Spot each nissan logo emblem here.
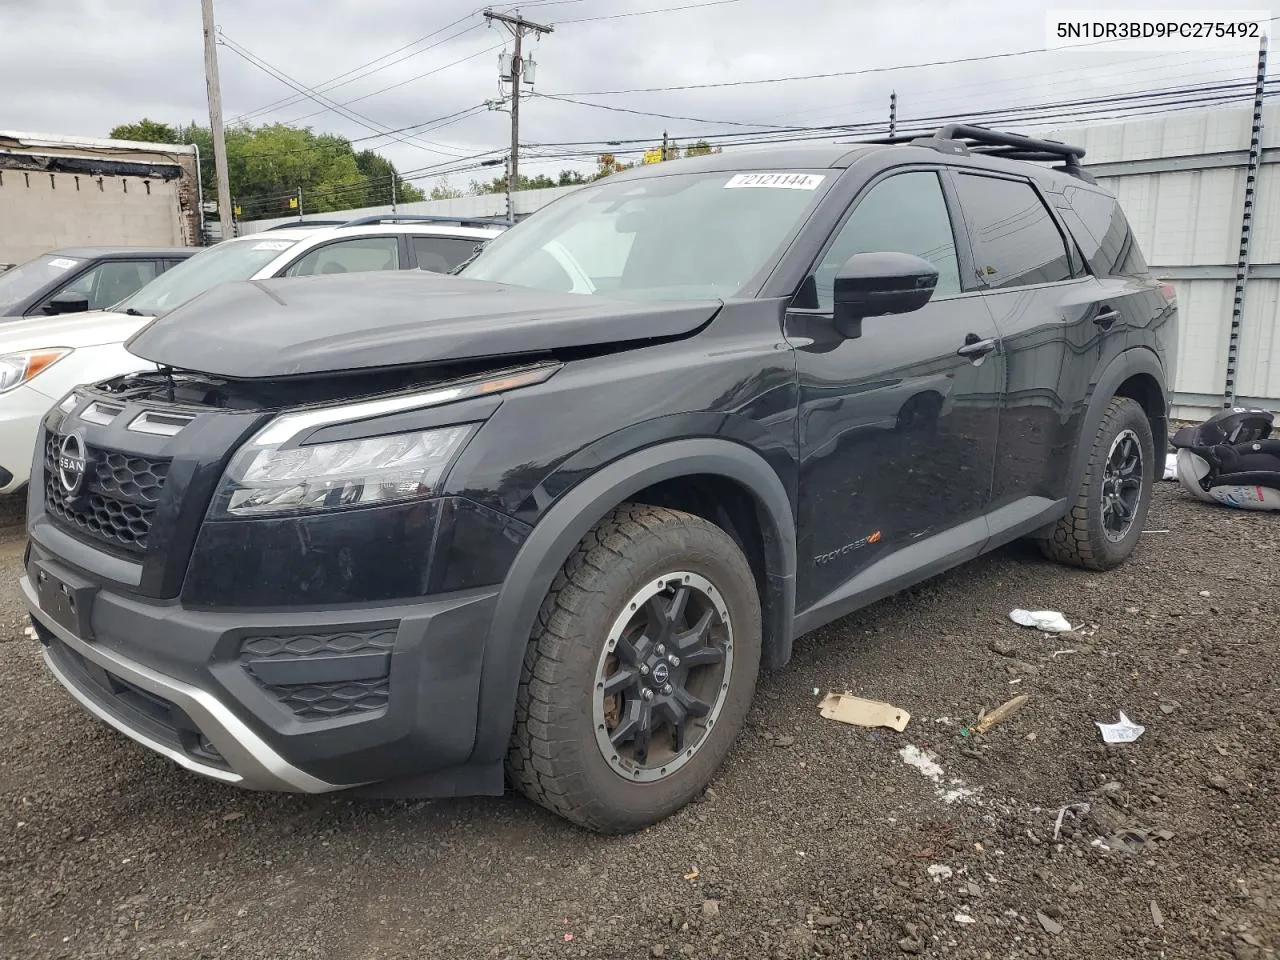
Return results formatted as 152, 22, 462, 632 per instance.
651, 662, 670, 685
57, 432, 88, 496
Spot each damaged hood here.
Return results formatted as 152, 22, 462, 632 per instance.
125, 270, 722, 379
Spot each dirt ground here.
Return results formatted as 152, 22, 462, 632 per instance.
0, 483, 1277, 960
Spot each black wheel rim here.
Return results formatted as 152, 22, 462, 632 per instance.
1101, 428, 1143, 542
593, 572, 733, 783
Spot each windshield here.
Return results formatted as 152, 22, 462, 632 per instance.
459, 170, 830, 300
0, 255, 83, 308
114, 237, 302, 316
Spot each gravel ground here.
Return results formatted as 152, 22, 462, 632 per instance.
0, 483, 1277, 960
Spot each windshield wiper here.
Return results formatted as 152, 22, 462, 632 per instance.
123, 308, 145, 316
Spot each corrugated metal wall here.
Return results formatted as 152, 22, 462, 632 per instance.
1052, 105, 1280, 417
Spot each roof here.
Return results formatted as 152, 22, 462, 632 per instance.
0, 130, 197, 156
625, 144, 872, 176
49, 246, 196, 259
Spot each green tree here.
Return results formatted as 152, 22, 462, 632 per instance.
112, 117, 428, 218
430, 176, 465, 200
684, 139, 719, 158
354, 149, 425, 205
109, 119, 180, 144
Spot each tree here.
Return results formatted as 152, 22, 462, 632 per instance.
430, 176, 465, 200
109, 119, 179, 144
684, 139, 720, 158
354, 149, 425, 205
593, 153, 633, 180
468, 172, 563, 195
111, 117, 428, 218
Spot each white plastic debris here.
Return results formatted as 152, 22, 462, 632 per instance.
954, 913, 977, 925
23, 625, 38, 641
1096, 711, 1146, 743
1009, 609, 1073, 633
927, 864, 953, 881
1163, 452, 1178, 481
899, 745, 977, 804
1053, 802, 1091, 841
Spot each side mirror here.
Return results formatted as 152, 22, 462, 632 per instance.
42, 292, 90, 316
832, 252, 939, 339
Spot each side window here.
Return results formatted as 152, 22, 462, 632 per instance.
1062, 186, 1149, 278
952, 174, 1073, 289
284, 236, 400, 277
814, 171, 961, 311
413, 236, 481, 273
50, 260, 160, 311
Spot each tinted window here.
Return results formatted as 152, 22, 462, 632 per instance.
0, 255, 83, 310
1062, 185, 1149, 277
116, 237, 305, 317
53, 260, 161, 311
285, 236, 400, 277
413, 236, 481, 273
814, 171, 961, 310
953, 175, 1073, 289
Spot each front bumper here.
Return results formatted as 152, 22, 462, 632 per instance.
0, 383, 57, 493
23, 565, 501, 793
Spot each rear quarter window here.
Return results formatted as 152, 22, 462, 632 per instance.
1061, 186, 1150, 278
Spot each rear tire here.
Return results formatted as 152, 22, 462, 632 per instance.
1039, 396, 1155, 570
506, 504, 761, 833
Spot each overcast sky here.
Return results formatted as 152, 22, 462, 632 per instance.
0, 0, 1263, 195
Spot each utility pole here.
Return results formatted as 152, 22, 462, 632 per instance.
662, 130, 670, 161
200, 0, 233, 241
484, 8, 552, 223
296, 186, 303, 221
889, 91, 897, 137
1224, 32, 1268, 408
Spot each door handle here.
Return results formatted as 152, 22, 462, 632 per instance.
957, 336, 1000, 359
1094, 307, 1121, 328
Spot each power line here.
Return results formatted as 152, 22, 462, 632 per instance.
546, 37, 1143, 97
229, 16, 484, 124
285, 40, 506, 124
534, 92, 794, 127
554, 0, 744, 24
219, 33, 473, 158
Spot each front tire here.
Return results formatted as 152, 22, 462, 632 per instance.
506, 504, 762, 833
1039, 396, 1155, 570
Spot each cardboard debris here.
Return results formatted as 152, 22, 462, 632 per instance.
819, 693, 910, 731
973, 694, 1030, 734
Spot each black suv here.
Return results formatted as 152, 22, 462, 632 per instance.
23, 125, 1175, 833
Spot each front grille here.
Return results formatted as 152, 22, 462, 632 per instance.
239, 629, 396, 721
44, 434, 170, 554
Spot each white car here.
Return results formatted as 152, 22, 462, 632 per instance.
0, 216, 505, 492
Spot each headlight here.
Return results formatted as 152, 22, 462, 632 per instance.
211, 425, 476, 518
0, 349, 73, 394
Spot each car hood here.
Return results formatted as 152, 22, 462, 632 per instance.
0, 309, 151, 353
126, 271, 722, 379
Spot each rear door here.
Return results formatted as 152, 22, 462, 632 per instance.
28, 259, 162, 314
409, 234, 484, 273
277, 235, 403, 277
947, 170, 1133, 515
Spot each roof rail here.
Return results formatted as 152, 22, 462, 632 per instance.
264, 219, 348, 230
850, 124, 1095, 183
337, 213, 514, 229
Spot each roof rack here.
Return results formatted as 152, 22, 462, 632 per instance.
264, 219, 348, 230
849, 123, 1095, 183
337, 213, 514, 229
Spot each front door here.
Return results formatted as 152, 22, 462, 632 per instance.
786, 168, 1003, 613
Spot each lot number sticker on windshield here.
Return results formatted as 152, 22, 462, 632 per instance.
47, 257, 80, 269
252, 240, 295, 251
724, 173, 825, 190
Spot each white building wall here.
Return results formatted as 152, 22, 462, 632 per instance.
1052, 105, 1280, 418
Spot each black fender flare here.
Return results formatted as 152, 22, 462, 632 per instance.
468, 438, 797, 764
1067, 346, 1168, 499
